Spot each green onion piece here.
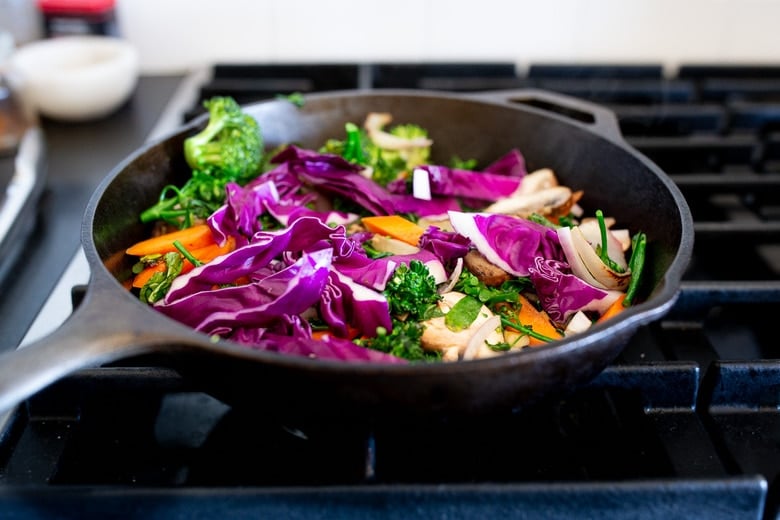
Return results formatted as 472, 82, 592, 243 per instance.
173, 240, 203, 268
499, 315, 556, 343
528, 213, 560, 229
595, 209, 625, 273
623, 232, 647, 306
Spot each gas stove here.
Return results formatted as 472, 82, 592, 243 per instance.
0, 62, 778, 519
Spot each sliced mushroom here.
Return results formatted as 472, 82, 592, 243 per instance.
517, 168, 558, 195
369, 235, 420, 255
463, 250, 512, 287
420, 291, 503, 361
441, 346, 460, 362
483, 186, 573, 217
417, 217, 453, 232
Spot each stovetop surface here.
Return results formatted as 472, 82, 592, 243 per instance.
0, 63, 778, 520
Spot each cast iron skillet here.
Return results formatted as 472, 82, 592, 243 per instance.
0, 89, 694, 420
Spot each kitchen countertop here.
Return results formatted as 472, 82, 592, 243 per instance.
0, 75, 184, 350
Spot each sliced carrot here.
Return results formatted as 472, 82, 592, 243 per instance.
131, 236, 236, 289
180, 236, 237, 272
511, 294, 563, 346
596, 293, 628, 324
311, 326, 361, 341
126, 224, 215, 257
132, 262, 166, 288
362, 215, 426, 246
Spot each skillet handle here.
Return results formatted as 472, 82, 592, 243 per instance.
465, 88, 624, 143
0, 274, 189, 415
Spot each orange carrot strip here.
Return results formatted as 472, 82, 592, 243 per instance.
513, 294, 563, 346
131, 236, 236, 289
126, 224, 215, 257
596, 293, 628, 324
132, 262, 166, 288
362, 215, 426, 246
311, 326, 361, 341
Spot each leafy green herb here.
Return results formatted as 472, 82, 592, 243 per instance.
487, 341, 512, 352
276, 92, 306, 107
139, 252, 183, 304
528, 213, 560, 229
132, 253, 162, 275
362, 241, 394, 259
384, 260, 441, 320
320, 120, 431, 187
453, 269, 529, 307
449, 155, 478, 170
444, 295, 483, 331
356, 321, 439, 361
557, 214, 576, 228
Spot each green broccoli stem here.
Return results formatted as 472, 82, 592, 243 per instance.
184, 114, 225, 167
140, 197, 179, 223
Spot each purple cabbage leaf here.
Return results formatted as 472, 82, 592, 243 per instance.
448, 211, 564, 277
229, 315, 406, 363
528, 256, 623, 325
155, 247, 333, 336
418, 226, 470, 265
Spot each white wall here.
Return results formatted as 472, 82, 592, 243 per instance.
114, 0, 780, 74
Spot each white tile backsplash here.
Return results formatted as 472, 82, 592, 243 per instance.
115, 0, 779, 74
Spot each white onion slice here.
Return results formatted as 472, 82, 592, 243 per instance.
439, 257, 463, 294
412, 168, 432, 200
462, 315, 502, 361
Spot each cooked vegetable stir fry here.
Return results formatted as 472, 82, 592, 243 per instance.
126, 96, 648, 363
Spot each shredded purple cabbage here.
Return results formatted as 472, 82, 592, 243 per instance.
156, 247, 333, 335
271, 146, 397, 215
418, 226, 470, 265
528, 256, 621, 325
230, 315, 405, 363
139, 133, 629, 362
412, 165, 523, 201
448, 211, 564, 277
483, 148, 527, 177
208, 180, 279, 246
153, 216, 404, 360
320, 270, 392, 338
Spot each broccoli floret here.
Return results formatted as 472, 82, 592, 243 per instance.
321, 119, 432, 187
384, 260, 441, 320
140, 97, 264, 228
184, 96, 263, 180
387, 124, 431, 168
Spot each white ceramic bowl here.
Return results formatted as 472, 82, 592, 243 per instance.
6, 35, 139, 122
